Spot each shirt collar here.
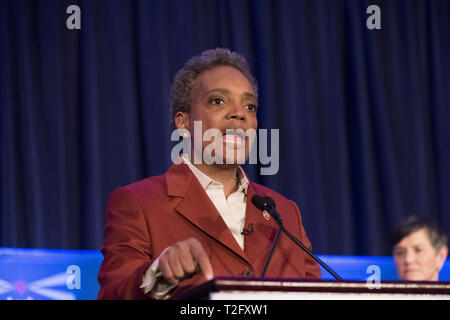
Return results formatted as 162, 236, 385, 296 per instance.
181, 155, 249, 193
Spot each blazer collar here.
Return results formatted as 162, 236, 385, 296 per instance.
165, 163, 248, 262
166, 162, 192, 198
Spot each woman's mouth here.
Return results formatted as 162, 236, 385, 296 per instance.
222, 133, 244, 147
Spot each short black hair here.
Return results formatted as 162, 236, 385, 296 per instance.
391, 215, 447, 251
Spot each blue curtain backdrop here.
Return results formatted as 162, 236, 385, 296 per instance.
1, 0, 449, 255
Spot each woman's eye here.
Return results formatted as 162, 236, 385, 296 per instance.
394, 250, 404, 257
210, 98, 225, 105
246, 104, 257, 112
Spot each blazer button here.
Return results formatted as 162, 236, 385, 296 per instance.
242, 268, 255, 278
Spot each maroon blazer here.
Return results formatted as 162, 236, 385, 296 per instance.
97, 163, 321, 299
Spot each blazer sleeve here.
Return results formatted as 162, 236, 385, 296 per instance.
97, 187, 153, 300
289, 200, 322, 279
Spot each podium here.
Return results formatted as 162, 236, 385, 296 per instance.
178, 277, 450, 300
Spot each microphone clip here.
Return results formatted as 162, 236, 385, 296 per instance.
241, 223, 254, 236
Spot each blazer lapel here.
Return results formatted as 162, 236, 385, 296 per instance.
166, 163, 248, 262
243, 183, 279, 265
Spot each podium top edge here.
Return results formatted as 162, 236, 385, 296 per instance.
177, 277, 450, 299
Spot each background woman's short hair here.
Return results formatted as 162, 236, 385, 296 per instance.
169, 48, 258, 123
391, 215, 448, 251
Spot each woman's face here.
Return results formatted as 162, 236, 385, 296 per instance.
393, 228, 448, 281
176, 65, 258, 166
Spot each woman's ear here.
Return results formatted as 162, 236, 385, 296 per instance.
174, 111, 189, 130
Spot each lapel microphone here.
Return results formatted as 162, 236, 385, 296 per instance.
251, 195, 342, 280
241, 223, 254, 236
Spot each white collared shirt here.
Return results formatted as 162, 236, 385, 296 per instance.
141, 157, 249, 298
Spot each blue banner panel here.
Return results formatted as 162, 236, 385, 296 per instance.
0, 248, 102, 300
